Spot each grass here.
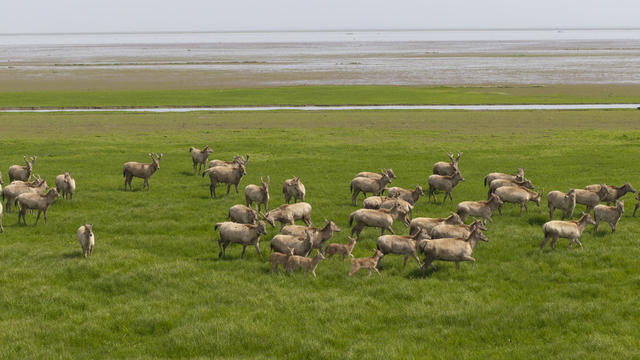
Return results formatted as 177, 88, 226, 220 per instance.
2, 84, 640, 108
1, 109, 640, 358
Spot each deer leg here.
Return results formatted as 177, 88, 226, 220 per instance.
519, 203, 524, 216
412, 253, 420, 266
574, 238, 583, 249
351, 190, 359, 206
551, 235, 559, 249
386, 226, 395, 234
35, 209, 42, 225
373, 267, 381, 276
234, 184, 239, 194
43, 208, 48, 224
240, 245, 247, 258
634, 203, 639, 217
402, 255, 409, 271
367, 268, 372, 276
210, 184, 216, 199
611, 220, 617, 233
421, 259, 430, 276
304, 216, 311, 227
226, 184, 231, 194
549, 206, 554, 220
255, 243, 261, 256
594, 220, 600, 231
218, 240, 224, 257
463, 255, 476, 269
540, 234, 550, 250
455, 261, 460, 269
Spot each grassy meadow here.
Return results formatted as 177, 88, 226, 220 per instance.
2, 84, 640, 108
1, 109, 640, 358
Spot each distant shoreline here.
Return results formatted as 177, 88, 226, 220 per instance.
3, 27, 640, 36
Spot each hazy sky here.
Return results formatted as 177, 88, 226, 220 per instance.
2, 0, 640, 34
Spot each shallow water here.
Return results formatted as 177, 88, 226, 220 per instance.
2, 30, 640, 87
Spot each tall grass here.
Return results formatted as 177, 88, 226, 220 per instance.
0, 109, 639, 358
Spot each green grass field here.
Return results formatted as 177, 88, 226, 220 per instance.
1, 109, 640, 358
2, 84, 640, 108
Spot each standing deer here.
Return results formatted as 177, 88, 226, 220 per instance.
189, 145, 213, 175
15, 188, 59, 225
350, 172, 391, 206
8, 156, 36, 182
123, 153, 162, 191
283, 176, 306, 203
428, 171, 465, 204
203, 163, 247, 199
245, 176, 270, 212
432, 152, 462, 176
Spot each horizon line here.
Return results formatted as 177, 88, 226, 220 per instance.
2, 27, 640, 36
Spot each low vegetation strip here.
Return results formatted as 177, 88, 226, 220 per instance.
0, 109, 639, 358
1, 84, 640, 108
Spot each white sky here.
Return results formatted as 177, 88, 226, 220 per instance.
2, 0, 639, 34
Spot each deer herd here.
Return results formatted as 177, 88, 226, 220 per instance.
1, 148, 636, 278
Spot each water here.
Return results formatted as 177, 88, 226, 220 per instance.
1, 29, 640, 88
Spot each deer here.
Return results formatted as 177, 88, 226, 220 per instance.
202, 163, 247, 199
123, 153, 162, 191
244, 176, 270, 212
55, 172, 76, 200
15, 188, 59, 225
77, 224, 95, 259
349, 249, 384, 277
282, 176, 306, 203
540, 213, 595, 250
189, 145, 214, 175
427, 171, 465, 204
350, 172, 392, 206
432, 152, 462, 176
8, 155, 36, 182
420, 228, 489, 274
